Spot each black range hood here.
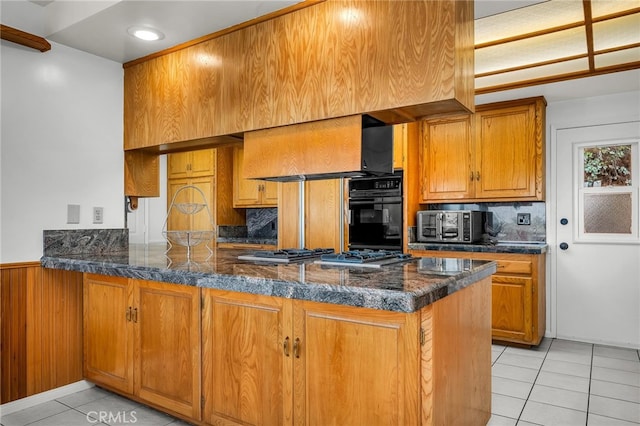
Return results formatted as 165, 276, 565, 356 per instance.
243, 114, 395, 182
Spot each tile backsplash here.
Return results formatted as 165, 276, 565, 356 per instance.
427, 202, 546, 242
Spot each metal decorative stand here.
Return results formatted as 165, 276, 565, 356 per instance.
162, 185, 215, 259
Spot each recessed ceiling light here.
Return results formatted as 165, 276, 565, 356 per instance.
127, 26, 164, 41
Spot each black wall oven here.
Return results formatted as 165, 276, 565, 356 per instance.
348, 172, 403, 250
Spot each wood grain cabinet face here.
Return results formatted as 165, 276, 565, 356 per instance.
202, 290, 292, 426
167, 149, 215, 179
201, 291, 420, 426
233, 146, 278, 207
292, 300, 420, 426
408, 250, 545, 346
134, 280, 201, 420
83, 274, 134, 395
419, 97, 546, 203
83, 275, 202, 420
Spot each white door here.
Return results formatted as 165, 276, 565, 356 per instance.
554, 121, 640, 348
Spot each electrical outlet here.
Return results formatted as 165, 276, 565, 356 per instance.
517, 213, 531, 225
93, 207, 104, 224
67, 204, 80, 224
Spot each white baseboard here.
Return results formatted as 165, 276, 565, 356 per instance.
0, 380, 94, 416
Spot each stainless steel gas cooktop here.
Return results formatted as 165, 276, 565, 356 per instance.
238, 248, 335, 263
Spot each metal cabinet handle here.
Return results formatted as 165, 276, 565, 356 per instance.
470, 171, 474, 181
283, 337, 290, 357
293, 338, 301, 358
560, 242, 569, 250
476, 171, 481, 181
132, 307, 138, 323
126, 307, 132, 322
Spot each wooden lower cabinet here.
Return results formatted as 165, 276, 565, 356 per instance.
202, 279, 491, 426
202, 290, 292, 425
410, 250, 546, 346
83, 274, 201, 420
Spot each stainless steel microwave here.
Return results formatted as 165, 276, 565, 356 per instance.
416, 210, 490, 243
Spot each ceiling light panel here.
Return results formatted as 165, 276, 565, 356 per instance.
591, 0, 640, 18
475, 0, 584, 45
476, 58, 589, 90
476, 26, 587, 75
592, 13, 640, 51
595, 47, 640, 68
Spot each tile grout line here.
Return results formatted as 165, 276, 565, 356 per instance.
515, 338, 553, 424
584, 342, 594, 426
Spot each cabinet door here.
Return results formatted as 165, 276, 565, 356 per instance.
421, 115, 473, 201
233, 146, 262, 207
189, 149, 215, 177
475, 103, 537, 199
262, 181, 279, 206
202, 290, 292, 426
491, 275, 533, 343
293, 300, 420, 426
167, 179, 192, 232
167, 152, 191, 179
83, 274, 134, 394
134, 280, 201, 420
189, 176, 215, 231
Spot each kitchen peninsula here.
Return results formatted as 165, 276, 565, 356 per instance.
41, 242, 496, 426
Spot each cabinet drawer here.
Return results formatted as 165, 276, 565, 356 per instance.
494, 260, 532, 275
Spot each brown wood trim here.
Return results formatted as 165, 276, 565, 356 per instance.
583, 0, 595, 71
123, 0, 324, 69
0, 25, 51, 52
0, 261, 41, 270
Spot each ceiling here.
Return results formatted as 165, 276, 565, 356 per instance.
1, 0, 639, 98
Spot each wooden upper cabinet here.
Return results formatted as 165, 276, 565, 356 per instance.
233, 146, 278, 207
167, 149, 215, 179
123, 0, 473, 151
474, 99, 544, 200
421, 115, 473, 201
420, 97, 546, 203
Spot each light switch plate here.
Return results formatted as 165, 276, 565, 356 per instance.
67, 204, 80, 224
93, 207, 104, 224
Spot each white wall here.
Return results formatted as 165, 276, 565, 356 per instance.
476, 71, 640, 344
1, 40, 124, 263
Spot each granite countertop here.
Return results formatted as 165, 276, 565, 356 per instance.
216, 237, 278, 246
41, 243, 496, 313
408, 241, 548, 254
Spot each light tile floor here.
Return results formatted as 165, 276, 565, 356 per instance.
1, 338, 638, 426
490, 338, 640, 426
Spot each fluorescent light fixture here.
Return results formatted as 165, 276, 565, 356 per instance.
127, 26, 164, 41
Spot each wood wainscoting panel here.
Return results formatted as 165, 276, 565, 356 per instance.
1, 264, 83, 404
1, 264, 30, 403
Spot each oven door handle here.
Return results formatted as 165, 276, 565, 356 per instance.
349, 198, 402, 206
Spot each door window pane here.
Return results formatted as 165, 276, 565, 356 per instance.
583, 144, 632, 187
577, 141, 638, 241
583, 192, 632, 234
